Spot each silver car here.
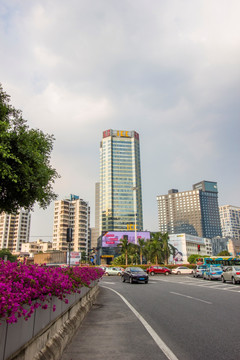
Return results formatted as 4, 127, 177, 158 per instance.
221, 266, 240, 284
193, 265, 207, 278
105, 267, 123, 276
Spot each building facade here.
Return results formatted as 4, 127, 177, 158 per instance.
21, 239, 53, 257
157, 181, 222, 239
0, 209, 31, 252
168, 233, 212, 264
91, 182, 100, 250
96, 231, 151, 265
100, 129, 143, 233
219, 205, 240, 241
52, 195, 90, 254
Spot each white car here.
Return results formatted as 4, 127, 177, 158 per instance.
105, 267, 124, 276
172, 266, 193, 275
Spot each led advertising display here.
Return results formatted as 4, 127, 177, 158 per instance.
102, 231, 150, 247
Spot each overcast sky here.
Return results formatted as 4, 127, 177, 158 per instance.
1, 0, 240, 240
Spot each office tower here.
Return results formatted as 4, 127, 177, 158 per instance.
100, 129, 143, 233
52, 194, 90, 254
91, 182, 100, 249
219, 205, 240, 241
157, 181, 222, 238
0, 209, 31, 252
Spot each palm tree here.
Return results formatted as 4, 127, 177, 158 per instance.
138, 238, 146, 265
159, 232, 175, 265
149, 233, 164, 265
118, 238, 132, 266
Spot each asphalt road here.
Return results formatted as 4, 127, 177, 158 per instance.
61, 275, 240, 360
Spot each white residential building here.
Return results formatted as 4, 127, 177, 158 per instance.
219, 205, 240, 241
52, 195, 90, 254
0, 209, 31, 252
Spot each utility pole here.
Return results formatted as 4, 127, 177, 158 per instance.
66, 227, 73, 267
132, 186, 138, 245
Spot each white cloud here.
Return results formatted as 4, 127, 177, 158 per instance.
0, 0, 240, 237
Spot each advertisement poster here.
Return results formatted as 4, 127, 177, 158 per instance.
169, 235, 187, 264
102, 231, 150, 247
67, 251, 81, 265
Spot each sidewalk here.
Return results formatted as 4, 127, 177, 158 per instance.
59, 285, 166, 360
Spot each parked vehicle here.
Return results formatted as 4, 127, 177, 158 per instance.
105, 267, 123, 276
221, 266, 240, 284
172, 266, 193, 275
146, 266, 171, 276
193, 265, 207, 278
121, 267, 149, 284
203, 266, 223, 280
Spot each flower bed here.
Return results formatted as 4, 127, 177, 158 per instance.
0, 260, 104, 324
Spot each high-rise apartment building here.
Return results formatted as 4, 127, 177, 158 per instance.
52, 195, 90, 254
100, 129, 143, 233
219, 205, 240, 241
157, 181, 222, 238
91, 182, 100, 249
0, 209, 31, 252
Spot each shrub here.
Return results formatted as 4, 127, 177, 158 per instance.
0, 260, 104, 324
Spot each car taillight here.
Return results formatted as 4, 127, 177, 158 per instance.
212, 272, 216, 274
236, 272, 240, 275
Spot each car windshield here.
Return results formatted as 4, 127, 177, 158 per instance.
233, 267, 240, 271
130, 267, 143, 272
211, 267, 222, 271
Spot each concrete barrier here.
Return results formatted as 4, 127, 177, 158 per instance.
1, 282, 99, 360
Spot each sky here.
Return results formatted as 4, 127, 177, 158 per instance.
0, 0, 240, 241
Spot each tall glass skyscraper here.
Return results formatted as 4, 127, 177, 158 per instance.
100, 129, 143, 234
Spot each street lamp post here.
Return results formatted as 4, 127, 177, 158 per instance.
132, 186, 138, 245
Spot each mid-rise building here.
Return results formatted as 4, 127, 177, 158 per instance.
210, 236, 229, 256
219, 205, 240, 241
91, 182, 100, 250
21, 239, 52, 256
100, 129, 143, 233
0, 209, 31, 252
52, 195, 90, 254
168, 233, 212, 264
157, 181, 222, 238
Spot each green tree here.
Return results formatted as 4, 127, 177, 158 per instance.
0, 249, 17, 262
112, 254, 131, 265
159, 232, 175, 265
118, 238, 133, 266
0, 84, 60, 213
187, 254, 208, 264
138, 238, 146, 265
217, 250, 230, 256
149, 233, 164, 265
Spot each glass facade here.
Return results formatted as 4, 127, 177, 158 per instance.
157, 181, 222, 239
100, 129, 143, 233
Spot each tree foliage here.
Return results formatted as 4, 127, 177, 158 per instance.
0, 84, 60, 213
217, 250, 230, 256
0, 249, 17, 262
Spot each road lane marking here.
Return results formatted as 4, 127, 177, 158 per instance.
170, 292, 212, 304
100, 281, 116, 284
102, 286, 179, 360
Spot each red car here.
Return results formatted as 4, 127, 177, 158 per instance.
146, 266, 171, 276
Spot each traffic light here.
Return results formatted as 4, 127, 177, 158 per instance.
66, 227, 73, 242
197, 244, 200, 252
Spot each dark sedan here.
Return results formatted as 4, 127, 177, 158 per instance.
121, 267, 149, 284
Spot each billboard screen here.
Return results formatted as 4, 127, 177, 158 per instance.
102, 231, 150, 247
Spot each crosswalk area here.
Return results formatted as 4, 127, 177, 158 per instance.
152, 276, 240, 293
